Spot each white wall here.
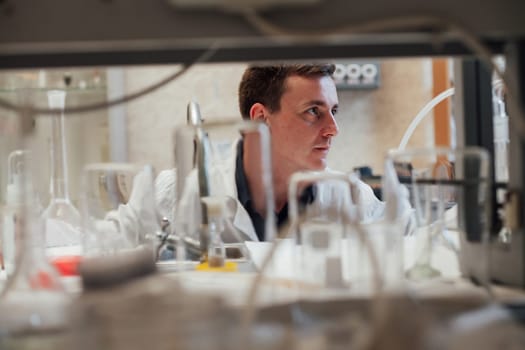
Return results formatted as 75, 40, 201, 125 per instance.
124, 63, 247, 173
328, 58, 434, 174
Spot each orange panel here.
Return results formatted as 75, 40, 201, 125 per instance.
432, 59, 451, 148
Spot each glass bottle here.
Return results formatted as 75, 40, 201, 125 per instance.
42, 90, 81, 250
0, 161, 70, 349
492, 81, 509, 183
2, 150, 31, 277
202, 197, 226, 268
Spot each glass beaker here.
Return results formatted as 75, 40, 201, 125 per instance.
287, 170, 357, 294
385, 147, 491, 284
81, 163, 160, 258
42, 90, 81, 252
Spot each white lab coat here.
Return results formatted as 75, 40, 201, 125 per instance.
153, 141, 386, 243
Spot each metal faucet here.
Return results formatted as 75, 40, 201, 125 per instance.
188, 101, 213, 258
158, 101, 212, 261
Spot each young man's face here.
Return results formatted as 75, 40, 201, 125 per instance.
266, 75, 339, 176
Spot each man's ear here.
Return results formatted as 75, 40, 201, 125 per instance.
249, 103, 268, 123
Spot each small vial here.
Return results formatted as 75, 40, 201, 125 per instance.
202, 197, 226, 268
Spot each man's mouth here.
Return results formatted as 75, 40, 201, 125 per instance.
313, 144, 330, 151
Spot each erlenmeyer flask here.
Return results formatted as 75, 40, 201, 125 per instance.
0, 150, 70, 347
42, 90, 81, 251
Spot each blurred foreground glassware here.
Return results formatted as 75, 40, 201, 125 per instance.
170, 118, 274, 267
0, 209, 69, 339
288, 171, 359, 293
492, 79, 509, 183
82, 163, 159, 257
0, 115, 70, 348
2, 150, 32, 277
386, 147, 490, 283
201, 197, 227, 267
42, 90, 81, 250
239, 171, 384, 349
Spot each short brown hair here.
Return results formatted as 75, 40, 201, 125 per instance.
238, 63, 335, 120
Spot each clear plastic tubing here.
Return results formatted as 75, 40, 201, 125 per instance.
398, 88, 455, 151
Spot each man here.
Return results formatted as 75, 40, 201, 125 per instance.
151, 63, 384, 243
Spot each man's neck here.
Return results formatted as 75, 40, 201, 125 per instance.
243, 139, 293, 215
271, 167, 292, 213
242, 136, 268, 216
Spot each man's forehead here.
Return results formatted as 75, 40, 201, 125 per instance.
283, 75, 338, 104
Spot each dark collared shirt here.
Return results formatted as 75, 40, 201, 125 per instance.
235, 140, 314, 241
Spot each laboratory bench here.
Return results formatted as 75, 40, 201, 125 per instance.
0, 240, 524, 350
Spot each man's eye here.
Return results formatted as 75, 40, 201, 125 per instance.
306, 107, 321, 118
331, 107, 338, 116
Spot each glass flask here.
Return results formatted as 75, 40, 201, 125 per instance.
41, 90, 81, 251
42, 90, 82, 278
385, 147, 491, 283
81, 163, 159, 258
2, 150, 31, 277
0, 147, 70, 349
42, 90, 81, 243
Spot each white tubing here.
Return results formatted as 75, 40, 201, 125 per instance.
398, 88, 455, 151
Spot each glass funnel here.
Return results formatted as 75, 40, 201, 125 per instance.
41, 90, 81, 252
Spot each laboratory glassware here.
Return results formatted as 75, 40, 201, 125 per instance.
201, 196, 227, 267
171, 118, 274, 265
41, 90, 81, 249
81, 163, 160, 258
2, 150, 31, 277
385, 147, 491, 283
287, 170, 359, 293
492, 80, 509, 183
0, 139, 70, 347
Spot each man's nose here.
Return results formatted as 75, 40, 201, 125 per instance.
322, 113, 339, 137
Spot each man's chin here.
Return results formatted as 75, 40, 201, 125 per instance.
307, 159, 328, 171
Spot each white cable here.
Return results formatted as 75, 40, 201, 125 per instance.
398, 87, 455, 151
